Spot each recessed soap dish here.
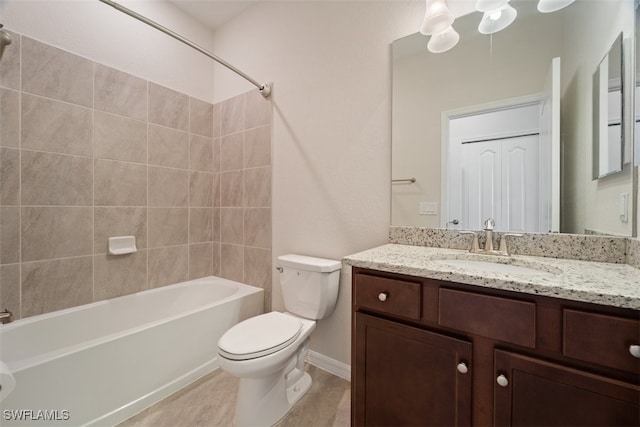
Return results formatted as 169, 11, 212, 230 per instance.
108, 236, 137, 255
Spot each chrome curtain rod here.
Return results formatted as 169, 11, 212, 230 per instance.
98, 0, 271, 98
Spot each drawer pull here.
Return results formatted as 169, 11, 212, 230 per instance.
378, 292, 388, 302
630, 345, 640, 359
496, 374, 509, 387
457, 362, 468, 374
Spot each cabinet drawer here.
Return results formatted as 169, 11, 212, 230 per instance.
354, 274, 421, 320
563, 309, 640, 373
439, 288, 536, 348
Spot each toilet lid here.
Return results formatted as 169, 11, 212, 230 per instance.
218, 312, 302, 361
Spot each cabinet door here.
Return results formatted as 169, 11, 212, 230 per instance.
494, 349, 640, 426
353, 312, 472, 426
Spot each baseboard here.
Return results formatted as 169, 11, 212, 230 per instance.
306, 350, 351, 381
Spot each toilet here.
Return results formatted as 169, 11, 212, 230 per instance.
217, 254, 342, 427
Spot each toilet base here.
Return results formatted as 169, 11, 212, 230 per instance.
233, 371, 312, 427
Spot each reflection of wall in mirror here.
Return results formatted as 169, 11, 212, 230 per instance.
391, 11, 563, 227
561, 0, 634, 236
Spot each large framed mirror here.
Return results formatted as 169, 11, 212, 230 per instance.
392, 0, 636, 237
593, 33, 624, 179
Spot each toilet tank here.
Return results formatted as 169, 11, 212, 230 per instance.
276, 254, 342, 320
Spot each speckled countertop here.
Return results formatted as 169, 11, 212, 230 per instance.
343, 244, 640, 310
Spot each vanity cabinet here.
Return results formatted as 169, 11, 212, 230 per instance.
351, 267, 640, 427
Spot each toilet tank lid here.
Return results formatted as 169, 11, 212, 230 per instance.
277, 254, 342, 272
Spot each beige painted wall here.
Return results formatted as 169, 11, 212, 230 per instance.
211, 1, 429, 365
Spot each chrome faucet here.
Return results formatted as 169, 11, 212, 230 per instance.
460, 218, 522, 256
0, 309, 13, 324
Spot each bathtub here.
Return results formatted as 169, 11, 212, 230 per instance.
0, 276, 263, 426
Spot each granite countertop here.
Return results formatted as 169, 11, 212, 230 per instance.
343, 244, 640, 310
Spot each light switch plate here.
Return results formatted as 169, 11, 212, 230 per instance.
419, 202, 438, 215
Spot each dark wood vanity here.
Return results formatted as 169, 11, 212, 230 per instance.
351, 267, 640, 426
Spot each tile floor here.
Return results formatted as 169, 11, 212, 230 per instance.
119, 364, 350, 427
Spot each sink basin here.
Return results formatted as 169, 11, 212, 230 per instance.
432, 257, 559, 276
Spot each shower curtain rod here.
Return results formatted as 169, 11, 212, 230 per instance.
98, 0, 271, 98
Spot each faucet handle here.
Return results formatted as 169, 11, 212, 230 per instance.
498, 233, 524, 256
459, 231, 480, 253
483, 218, 495, 231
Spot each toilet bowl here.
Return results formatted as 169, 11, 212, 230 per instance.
217, 254, 341, 427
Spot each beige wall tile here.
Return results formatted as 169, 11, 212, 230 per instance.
213, 138, 221, 173
95, 159, 147, 206
149, 82, 189, 131
213, 208, 221, 242
245, 90, 272, 129
1, 147, 19, 205
244, 126, 271, 168
21, 207, 93, 261
148, 208, 188, 248
190, 97, 213, 137
220, 133, 244, 172
221, 208, 243, 244
149, 166, 189, 207
220, 243, 243, 282
244, 247, 271, 289
220, 94, 244, 136
22, 37, 93, 107
21, 151, 93, 205
0, 30, 20, 90
0, 264, 20, 320
190, 135, 213, 172
94, 64, 147, 121
22, 94, 93, 156
244, 167, 271, 207
148, 124, 189, 169
221, 170, 243, 207
95, 111, 147, 163
189, 242, 213, 280
190, 208, 213, 243
94, 251, 148, 301
0, 88, 19, 147
1, 207, 19, 264
244, 208, 271, 249
21, 256, 93, 317
148, 245, 189, 288
213, 172, 221, 207
212, 242, 220, 276
94, 207, 147, 253
213, 103, 221, 138
190, 171, 213, 207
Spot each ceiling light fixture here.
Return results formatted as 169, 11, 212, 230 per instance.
537, 0, 576, 13
427, 26, 460, 53
478, 3, 517, 34
475, 0, 510, 13
420, 0, 455, 36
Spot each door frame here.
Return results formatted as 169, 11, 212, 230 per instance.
440, 94, 544, 229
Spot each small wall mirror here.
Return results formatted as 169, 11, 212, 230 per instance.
593, 32, 624, 179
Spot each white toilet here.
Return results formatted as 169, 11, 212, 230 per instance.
217, 254, 342, 427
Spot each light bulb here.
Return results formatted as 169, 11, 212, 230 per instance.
420, 0, 455, 36
427, 26, 460, 53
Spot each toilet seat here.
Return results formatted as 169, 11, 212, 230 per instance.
218, 312, 302, 361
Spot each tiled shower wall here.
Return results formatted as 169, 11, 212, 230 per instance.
0, 31, 272, 320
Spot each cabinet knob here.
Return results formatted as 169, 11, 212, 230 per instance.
457, 362, 468, 374
630, 345, 640, 359
378, 292, 388, 302
496, 374, 509, 387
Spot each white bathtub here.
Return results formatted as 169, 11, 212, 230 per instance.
0, 276, 263, 426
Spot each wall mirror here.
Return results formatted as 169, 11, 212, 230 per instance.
392, 0, 636, 237
593, 33, 624, 179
